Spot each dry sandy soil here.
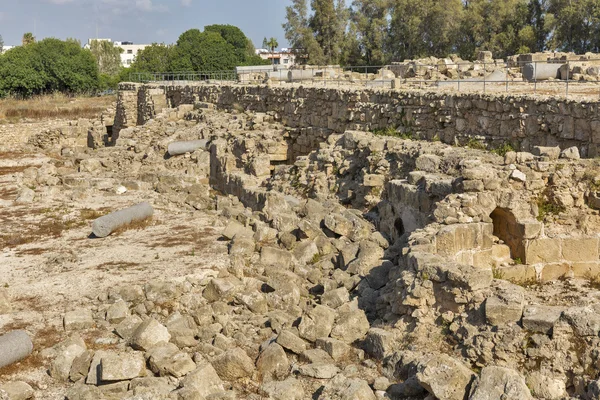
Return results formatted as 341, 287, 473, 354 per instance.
0, 101, 230, 398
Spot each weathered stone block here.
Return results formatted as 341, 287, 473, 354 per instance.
540, 263, 571, 282
562, 237, 599, 262
525, 238, 561, 264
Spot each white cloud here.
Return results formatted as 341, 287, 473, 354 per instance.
46, 0, 76, 4
135, 0, 167, 12
181, 0, 192, 6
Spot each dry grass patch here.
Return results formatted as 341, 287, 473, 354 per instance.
0, 188, 18, 200
79, 208, 111, 220
94, 261, 141, 272
0, 214, 85, 249
15, 247, 48, 256
0, 166, 31, 175
0, 93, 115, 123
111, 217, 157, 236
152, 226, 215, 248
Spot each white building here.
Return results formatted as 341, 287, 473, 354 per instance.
83, 38, 112, 49
256, 48, 297, 66
114, 41, 149, 67
1, 45, 15, 54
84, 39, 149, 67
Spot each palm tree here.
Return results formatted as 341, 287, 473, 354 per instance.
22, 32, 35, 46
265, 37, 279, 70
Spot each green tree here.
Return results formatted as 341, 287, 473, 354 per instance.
264, 37, 279, 69
0, 45, 46, 97
283, 0, 325, 64
169, 29, 238, 72
0, 38, 99, 98
205, 24, 254, 63
388, 0, 463, 61
348, 0, 390, 65
547, 0, 600, 53
89, 40, 123, 76
0, 35, 4, 53
130, 43, 173, 72
456, 0, 531, 59
309, 0, 348, 64
35, 38, 99, 93
22, 32, 35, 46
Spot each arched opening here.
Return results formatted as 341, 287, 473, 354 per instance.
394, 217, 405, 236
490, 208, 525, 261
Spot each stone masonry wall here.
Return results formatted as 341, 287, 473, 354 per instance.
168, 84, 600, 157
117, 83, 600, 157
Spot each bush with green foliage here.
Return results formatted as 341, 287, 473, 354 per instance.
0, 38, 99, 98
129, 25, 268, 76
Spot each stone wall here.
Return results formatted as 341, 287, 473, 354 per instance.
117, 82, 600, 158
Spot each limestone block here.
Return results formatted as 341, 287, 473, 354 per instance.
560, 146, 580, 159
491, 244, 511, 260
416, 354, 475, 400
485, 289, 524, 326
261, 378, 305, 400
493, 264, 536, 282
315, 337, 353, 361
456, 251, 474, 266
562, 306, 600, 336
518, 221, 542, 239
363, 174, 385, 187
260, 246, 294, 267
522, 305, 563, 334
510, 169, 527, 182
469, 366, 532, 400
100, 351, 146, 382
562, 237, 599, 262
298, 363, 339, 379
330, 309, 370, 343
532, 146, 560, 160
298, 305, 336, 342
129, 318, 171, 351
276, 330, 307, 355
415, 154, 441, 173
473, 249, 492, 268
540, 263, 571, 282
180, 363, 224, 398
146, 342, 196, 378
462, 180, 485, 192
435, 227, 456, 256
256, 342, 290, 382
211, 347, 255, 380
455, 224, 481, 250
0, 381, 34, 400
572, 262, 600, 278
64, 309, 95, 331
525, 238, 561, 264
526, 372, 567, 400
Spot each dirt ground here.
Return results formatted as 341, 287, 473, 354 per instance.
0, 112, 230, 398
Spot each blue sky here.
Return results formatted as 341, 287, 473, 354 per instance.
0, 0, 290, 49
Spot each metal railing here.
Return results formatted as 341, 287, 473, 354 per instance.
128, 59, 600, 99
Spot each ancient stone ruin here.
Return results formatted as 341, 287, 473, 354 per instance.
3, 80, 600, 399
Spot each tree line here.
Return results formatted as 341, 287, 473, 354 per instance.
0, 25, 267, 98
283, 0, 600, 66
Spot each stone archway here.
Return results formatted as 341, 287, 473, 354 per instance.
490, 207, 525, 261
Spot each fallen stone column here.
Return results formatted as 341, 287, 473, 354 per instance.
0, 330, 33, 369
168, 140, 209, 156
91, 202, 154, 238
522, 63, 563, 81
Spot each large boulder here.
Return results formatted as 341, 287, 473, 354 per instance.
416, 354, 475, 400
469, 366, 532, 400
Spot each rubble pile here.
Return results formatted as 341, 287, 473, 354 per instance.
4, 83, 600, 400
